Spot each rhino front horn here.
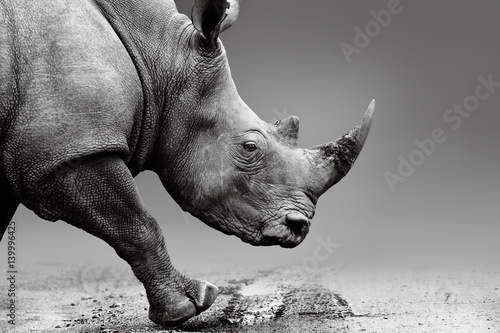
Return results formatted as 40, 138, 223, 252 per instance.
307, 100, 375, 197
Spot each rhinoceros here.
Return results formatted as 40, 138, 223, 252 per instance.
0, 0, 374, 326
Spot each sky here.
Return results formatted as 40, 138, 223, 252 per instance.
4, 0, 500, 271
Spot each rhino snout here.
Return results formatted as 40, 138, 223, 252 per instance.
261, 212, 310, 248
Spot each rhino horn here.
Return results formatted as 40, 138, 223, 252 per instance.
306, 100, 375, 198
276, 116, 300, 146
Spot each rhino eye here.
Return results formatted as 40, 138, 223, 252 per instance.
243, 142, 258, 152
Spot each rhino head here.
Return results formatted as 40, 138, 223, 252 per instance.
156, 0, 374, 248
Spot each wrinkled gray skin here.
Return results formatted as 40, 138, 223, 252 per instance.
0, 0, 374, 326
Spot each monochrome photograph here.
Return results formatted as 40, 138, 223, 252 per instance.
1, 0, 499, 332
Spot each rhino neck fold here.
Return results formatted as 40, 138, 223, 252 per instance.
94, 0, 189, 175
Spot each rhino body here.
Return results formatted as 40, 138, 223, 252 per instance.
0, 0, 373, 326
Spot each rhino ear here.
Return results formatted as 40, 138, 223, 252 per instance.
191, 0, 239, 44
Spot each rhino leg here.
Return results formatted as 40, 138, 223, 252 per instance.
0, 186, 19, 241
29, 155, 217, 326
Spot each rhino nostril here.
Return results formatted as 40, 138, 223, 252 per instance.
285, 213, 309, 237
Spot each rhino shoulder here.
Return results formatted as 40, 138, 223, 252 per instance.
1, 0, 146, 197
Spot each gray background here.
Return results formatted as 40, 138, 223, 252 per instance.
6, 0, 500, 270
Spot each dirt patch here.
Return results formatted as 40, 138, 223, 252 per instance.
1, 262, 499, 332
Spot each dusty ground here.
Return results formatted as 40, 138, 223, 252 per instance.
1, 261, 499, 332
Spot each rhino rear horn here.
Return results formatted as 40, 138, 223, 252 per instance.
307, 100, 375, 197
276, 116, 300, 146
192, 0, 240, 44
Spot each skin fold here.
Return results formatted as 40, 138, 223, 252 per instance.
0, 0, 373, 326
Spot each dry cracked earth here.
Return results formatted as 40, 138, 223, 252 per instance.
1, 261, 499, 332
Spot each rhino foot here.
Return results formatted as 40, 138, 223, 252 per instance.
149, 279, 218, 326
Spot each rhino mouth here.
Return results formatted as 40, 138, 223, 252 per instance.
261, 212, 310, 248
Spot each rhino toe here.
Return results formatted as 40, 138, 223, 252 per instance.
149, 297, 197, 327
148, 279, 219, 327
194, 280, 219, 314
